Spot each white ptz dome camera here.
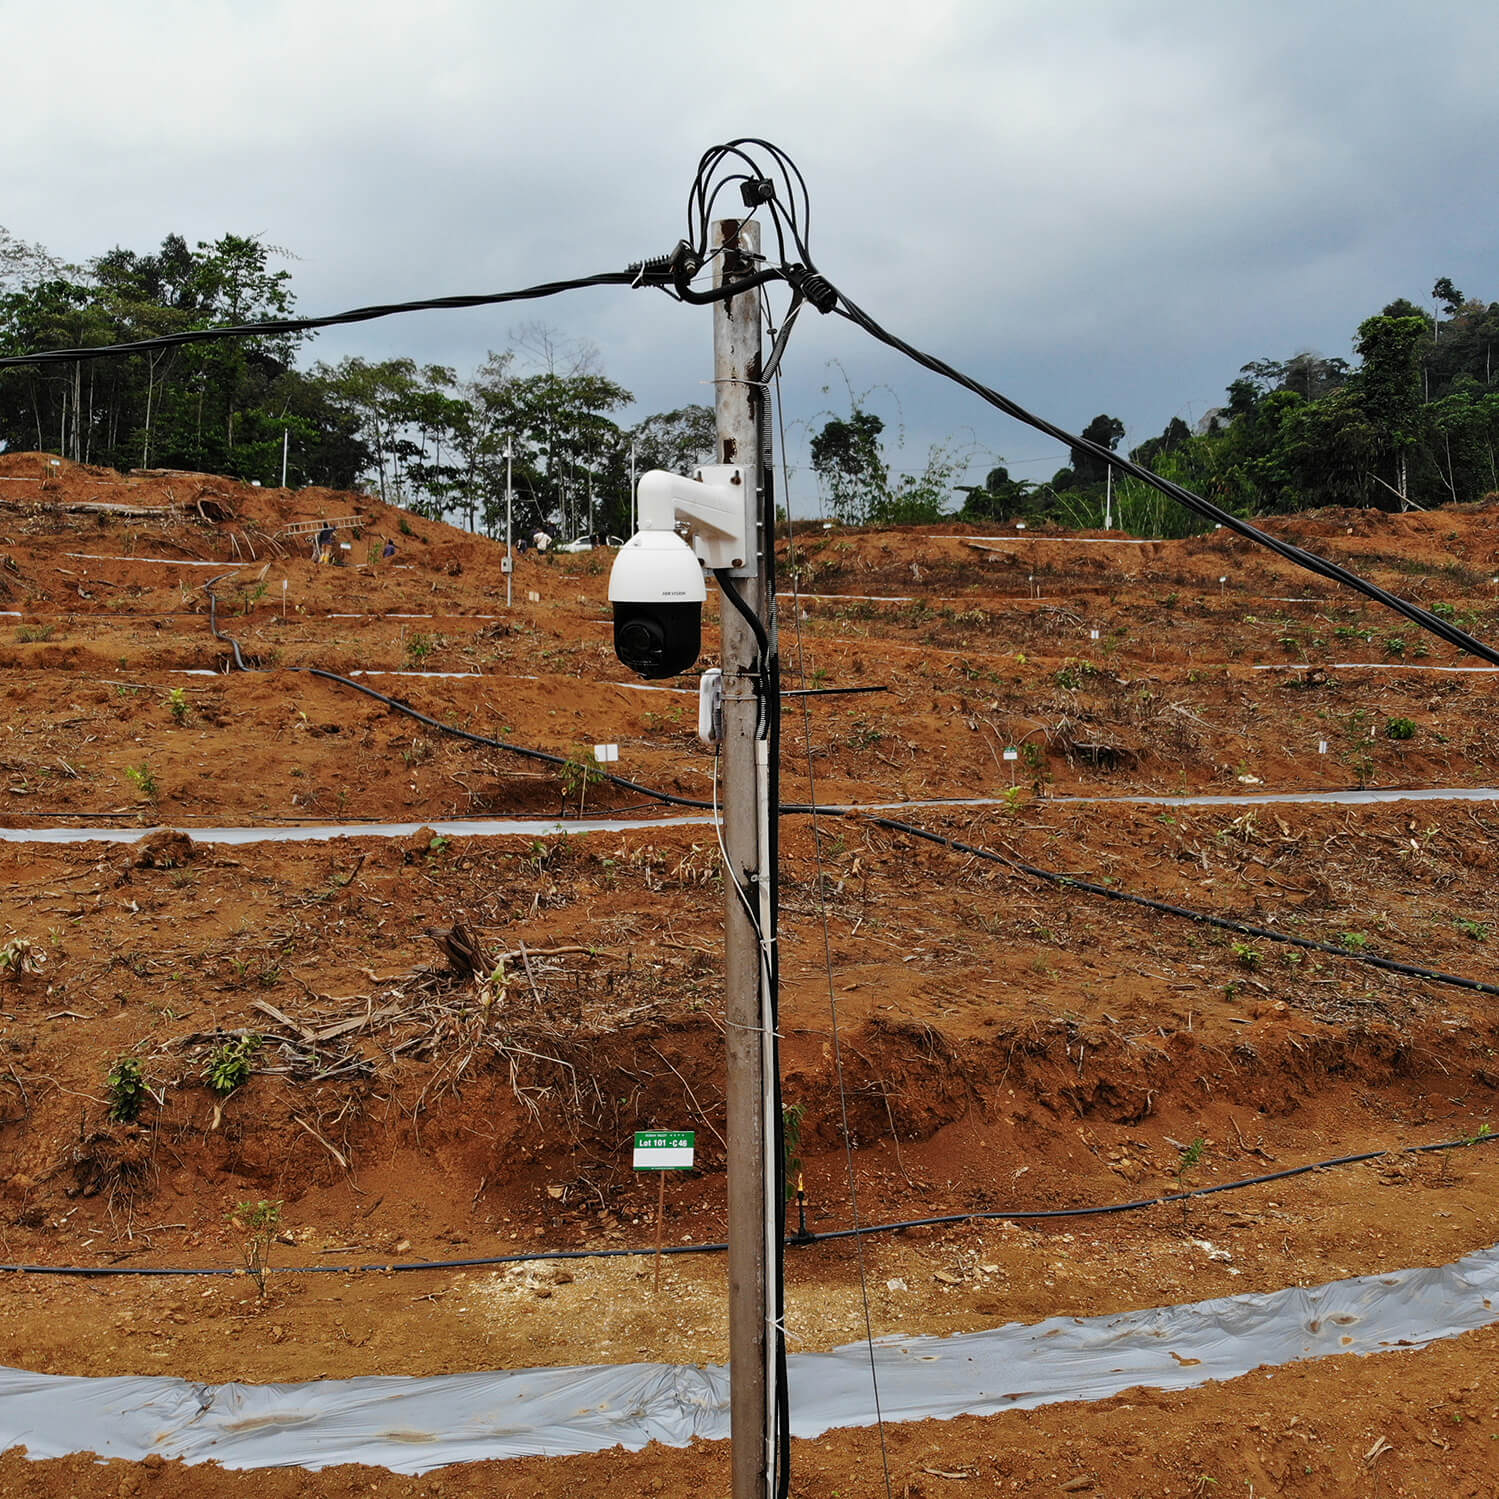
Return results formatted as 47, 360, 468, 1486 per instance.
608, 530, 707, 679
608, 465, 749, 679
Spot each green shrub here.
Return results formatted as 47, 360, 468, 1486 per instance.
205, 1035, 261, 1095
125, 763, 159, 800
106, 1057, 147, 1123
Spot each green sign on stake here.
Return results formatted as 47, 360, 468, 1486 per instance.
634, 1130, 695, 1169
634, 1130, 695, 1292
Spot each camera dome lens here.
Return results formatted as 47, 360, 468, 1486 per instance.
617, 615, 664, 662
612, 602, 701, 679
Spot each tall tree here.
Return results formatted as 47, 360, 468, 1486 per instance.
1354, 312, 1427, 507
1070, 414, 1125, 484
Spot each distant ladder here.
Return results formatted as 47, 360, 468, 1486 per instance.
275, 514, 366, 540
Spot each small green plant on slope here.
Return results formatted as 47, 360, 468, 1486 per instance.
166, 687, 190, 725
559, 752, 602, 814
782, 1103, 807, 1202
204, 1035, 261, 1129
206, 1035, 261, 1095
1175, 1136, 1206, 1193
107, 1056, 148, 1123
1385, 716, 1416, 740
1454, 917, 1490, 942
1230, 942, 1262, 971
405, 631, 435, 666
1173, 1135, 1207, 1230
125, 763, 159, 800
231, 1199, 282, 1297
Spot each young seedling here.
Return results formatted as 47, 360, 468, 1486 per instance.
559, 753, 602, 816
1230, 942, 1262, 971
125, 763, 159, 801
782, 1103, 806, 1203
231, 1199, 282, 1298
204, 1035, 261, 1129
206, 1036, 260, 1093
166, 687, 190, 725
106, 1056, 148, 1123
1175, 1136, 1206, 1228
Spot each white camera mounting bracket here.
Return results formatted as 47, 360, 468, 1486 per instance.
635, 465, 754, 574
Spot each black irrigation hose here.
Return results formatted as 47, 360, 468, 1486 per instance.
205, 575, 1499, 1002
859, 813, 1499, 1000
809, 1127, 1499, 1240
4, 1127, 1493, 1279
203, 574, 711, 812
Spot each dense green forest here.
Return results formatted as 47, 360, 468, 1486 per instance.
0, 227, 713, 539
3, 226, 1497, 536
950, 278, 1499, 535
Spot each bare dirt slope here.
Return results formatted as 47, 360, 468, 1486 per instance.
3, 451, 1499, 1494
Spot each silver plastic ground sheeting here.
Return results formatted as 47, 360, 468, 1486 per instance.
3, 1243, 1498, 1472
0, 814, 717, 846
6, 784, 1499, 845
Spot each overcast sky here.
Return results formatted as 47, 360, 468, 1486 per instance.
8, 0, 1498, 504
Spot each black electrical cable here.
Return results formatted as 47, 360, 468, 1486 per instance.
4, 1126, 1492, 1279
0, 266, 680, 369
829, 290, 1499, 668
756, 418, 792, 1499
681, 140, 1499, 670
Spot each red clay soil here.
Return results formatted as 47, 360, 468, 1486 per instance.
2, 452, 1499, 1494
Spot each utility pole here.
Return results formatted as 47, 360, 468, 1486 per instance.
713, 217, 781, 1499
505, 439, 514, 608
1104, 463, 1113, 531
629, 438, 637, 533
280, 428, 289, 490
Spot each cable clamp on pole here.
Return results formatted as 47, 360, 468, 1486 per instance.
782, 264, 839, 314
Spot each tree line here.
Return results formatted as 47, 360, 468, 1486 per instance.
0, 227, 715, 540
5, 227, 1497, 535
951, 278, 1499, 533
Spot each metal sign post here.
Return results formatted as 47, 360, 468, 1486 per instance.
634, 1130, 696, 1292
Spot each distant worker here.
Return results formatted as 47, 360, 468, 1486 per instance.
381, 537, 396, 560
315, 522, 335, 562
532, 529, 552, 553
